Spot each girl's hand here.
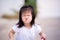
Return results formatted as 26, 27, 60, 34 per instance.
9, 39, 13, 40
9, 29, 15, 40
39, 31, 46, 40
40, 33, 46, 40
9, 37, 14, 40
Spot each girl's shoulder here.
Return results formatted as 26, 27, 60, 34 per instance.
13, 24, 18, 28
12, 24, 20, 32
34, 24, 42, 33
33, 24, 41, 29
34, 24, 41, 27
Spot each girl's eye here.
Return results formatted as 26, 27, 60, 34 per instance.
22, 15, 30, 16
27, 15, 30, 16
22, 15, 25, 16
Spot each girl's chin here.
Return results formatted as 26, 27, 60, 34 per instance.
24, 22, 31, 24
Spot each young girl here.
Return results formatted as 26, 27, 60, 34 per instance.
9, 5, 46, 40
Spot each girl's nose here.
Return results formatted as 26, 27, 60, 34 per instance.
25, 15, 29, 18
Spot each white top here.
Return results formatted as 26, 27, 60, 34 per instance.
12, 24, 42, 40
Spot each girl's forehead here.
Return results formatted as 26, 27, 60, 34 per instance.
22, 10, 32, 15
22, 12, 31, 15
22, 8, 32, 12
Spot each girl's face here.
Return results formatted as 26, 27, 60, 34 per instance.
22, 10, 32, 24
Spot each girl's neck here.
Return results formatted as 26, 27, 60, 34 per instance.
24, 23, 32, 29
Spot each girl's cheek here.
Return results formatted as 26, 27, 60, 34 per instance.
29, 16, 32, 21
22, 17, 25, 21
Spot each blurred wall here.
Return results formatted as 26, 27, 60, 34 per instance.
37, 0, 60, 18
36, 0, 60, 40
0, 0, 24, 17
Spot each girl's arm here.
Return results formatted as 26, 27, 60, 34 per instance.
9, 29, 15, 40
39, 31, 46, 40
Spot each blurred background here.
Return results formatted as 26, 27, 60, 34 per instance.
0, 0, 60, 40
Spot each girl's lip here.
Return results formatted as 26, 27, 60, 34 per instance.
26, 18, 28, 20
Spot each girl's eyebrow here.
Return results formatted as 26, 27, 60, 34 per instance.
23, 14, 31, 15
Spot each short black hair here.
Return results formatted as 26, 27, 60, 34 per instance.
17, 5, 36, 28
